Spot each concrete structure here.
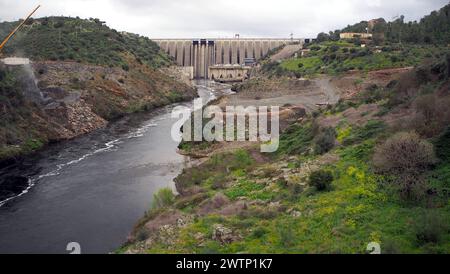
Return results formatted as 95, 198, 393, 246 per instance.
208, 65, 251, 82
0, 57, 30, 65
153, 38, 305, 79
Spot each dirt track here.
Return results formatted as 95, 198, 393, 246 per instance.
217, 77, 340, 112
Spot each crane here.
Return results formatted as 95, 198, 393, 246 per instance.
0, 5, 41, 54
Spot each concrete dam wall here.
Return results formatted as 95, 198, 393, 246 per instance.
153, 38, 305, 79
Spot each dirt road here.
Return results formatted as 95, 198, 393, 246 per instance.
217, 77, 340, 112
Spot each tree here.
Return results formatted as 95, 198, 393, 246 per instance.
316, 32, 330, 43
314, 127, 336, 155
373, 132, 437, 201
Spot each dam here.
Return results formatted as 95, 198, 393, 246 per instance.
153, 38, 305, 79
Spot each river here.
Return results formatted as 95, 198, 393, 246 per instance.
0, 80, 229, 254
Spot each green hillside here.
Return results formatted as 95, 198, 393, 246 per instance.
321, 4, 450, 45
262, 4, 450, 78
0, 16, 171, 68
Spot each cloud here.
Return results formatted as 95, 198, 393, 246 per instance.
0, 0, 448, 38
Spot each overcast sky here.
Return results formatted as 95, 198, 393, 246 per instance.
0, 0, 448, 38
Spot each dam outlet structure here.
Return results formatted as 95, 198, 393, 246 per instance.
153, 38, 306, 80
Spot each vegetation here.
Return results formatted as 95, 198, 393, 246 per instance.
314, 127, 336, 155
0, 16, 196, 162
324, 4, 450, 45
0, 16, 171, 68
124, 49, 450, 254
152, 188, 175, 209
278, 123, 314, 155
308, 170, 333, 191
84, 2, 449, 254
0, 67, 48, 159
261, 4, 450, 78
373, 132, 437, 201
277, 42, 446, 78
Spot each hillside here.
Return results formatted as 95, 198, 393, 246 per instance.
0, 17, 195, 162
320, 3, 450, 45
122, 47, 450, 256
260, 4, 450, 79
121, 4, 450, 254
0, 16, 171, 68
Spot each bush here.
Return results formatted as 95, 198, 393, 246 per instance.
151, 188, 175, 209
308, 170, 333, 191
314, 127, 336, 155
231, 149, 253, 170
414, 212, 447, 246
435, 127, 450, 161
373, 132, 437, 200
342, 120, 386, 145
410, 95, 450, 138
252, 227, 268, 239
278, 123, 314, 155
136, 228, 149, 241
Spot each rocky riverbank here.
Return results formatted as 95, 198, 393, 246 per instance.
0, 58, 196, 162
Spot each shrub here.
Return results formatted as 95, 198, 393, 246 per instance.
308, 170, 333, 191
252, 227, 268, 238
414, 212, 447, 246
410, 95, 450, 138
151, 188, 175, 209
373, 132, 437, 200
277, 221, 296, 247
278, 123, 314, 155
435, 127, 450, 161
232, 149, 253, 170
136, 228, 149, 241
211, 173, 227, 190
343, 120, 386, 145
314, 127, 336, 155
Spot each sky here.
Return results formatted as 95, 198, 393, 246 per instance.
0, 0, 448, 38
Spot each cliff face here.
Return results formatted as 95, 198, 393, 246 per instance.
0, 58, 196, 161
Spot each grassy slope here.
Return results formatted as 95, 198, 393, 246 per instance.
0, 16, 171, 68
122, 53, 450, 254
131, 128, 449, 254
273, 41, 447, 78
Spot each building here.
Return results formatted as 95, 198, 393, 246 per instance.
208, 64, 251, 83
340, 32, 373, 40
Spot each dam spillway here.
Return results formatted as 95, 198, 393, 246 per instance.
153, 38, 305, 79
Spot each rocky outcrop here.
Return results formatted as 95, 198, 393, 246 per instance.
0, 59, 197, 161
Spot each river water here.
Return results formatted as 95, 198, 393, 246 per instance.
0, 80, 228, 254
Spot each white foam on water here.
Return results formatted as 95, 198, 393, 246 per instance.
0, 120, 158, 207
0, 81, 220, 207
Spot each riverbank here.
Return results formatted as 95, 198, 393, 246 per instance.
0, 81, 225, 253
122, 61, 450, 253
0, 60, 196, 163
